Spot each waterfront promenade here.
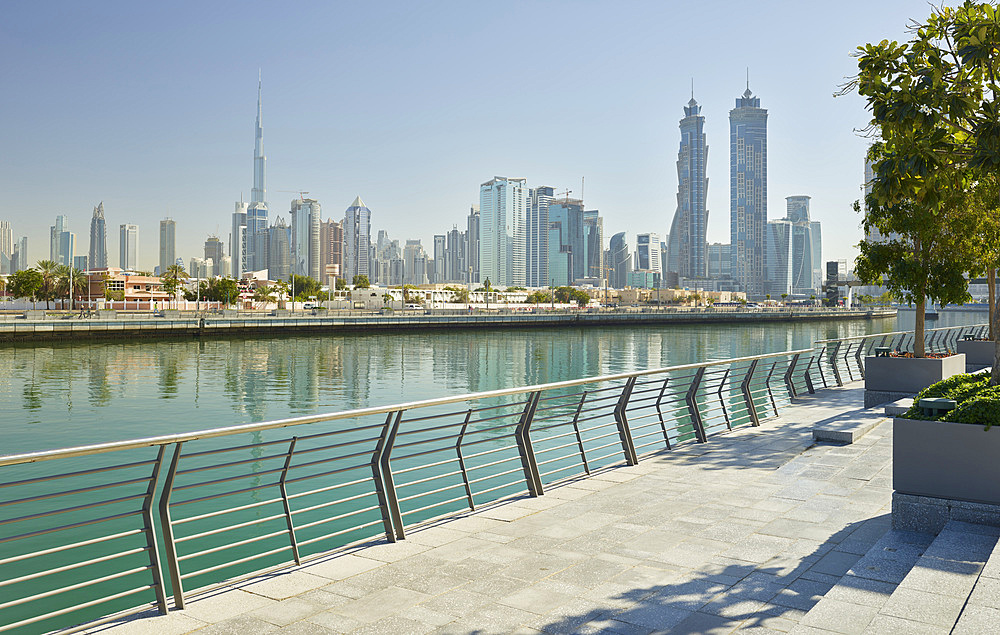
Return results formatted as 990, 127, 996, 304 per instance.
89, 381, 996, 635
0, 308, 895, 342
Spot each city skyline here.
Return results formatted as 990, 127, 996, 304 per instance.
0, 1, 918, 271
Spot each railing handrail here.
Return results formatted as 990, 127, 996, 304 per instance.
814, 322, 989, 344
0, 347, 815, 469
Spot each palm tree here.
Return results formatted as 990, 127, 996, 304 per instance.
162, 264, 188, 309
252, 285, 276, 309
35, 260, 59, 309
55, 266, 88, 311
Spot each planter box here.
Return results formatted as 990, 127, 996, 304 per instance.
865, 354, 966, 394
894, 417, 1000, 506
957, 340, 996, 368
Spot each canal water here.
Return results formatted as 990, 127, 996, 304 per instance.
0, 308, 983, 456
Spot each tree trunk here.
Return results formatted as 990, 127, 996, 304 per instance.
915, 296, 926, 358
993, 297, 1000, 386
990, 267, 997, 341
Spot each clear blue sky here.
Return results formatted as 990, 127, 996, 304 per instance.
0, 0, 920, 272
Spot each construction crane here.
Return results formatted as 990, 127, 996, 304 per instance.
276, 190, 310, 201
555, 189, 572, 201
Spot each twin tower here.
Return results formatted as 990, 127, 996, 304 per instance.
667, 87, 767, 298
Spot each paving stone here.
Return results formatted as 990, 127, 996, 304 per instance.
809, 549, 861, 577
185, 615, 279, 635
878, 587, 966, 628
862, 614, 950, 635
238, 571, 331, 600
952, 604, 1000, 634
249, 596, 325, 626
796, 597, 878, 634
329, 586, 430, 623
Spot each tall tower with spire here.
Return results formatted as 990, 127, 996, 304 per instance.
247, 72, 269, 272
729, 81, 768, 298
667, 87, 709, 280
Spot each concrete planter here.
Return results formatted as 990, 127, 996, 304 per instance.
865, 354, 966, 394
894, 417, 1000, 505
957, 340, 996, 368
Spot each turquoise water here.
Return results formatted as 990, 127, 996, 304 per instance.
0, 314, 932, 456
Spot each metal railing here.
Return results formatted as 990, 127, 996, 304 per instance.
0, 322, 986, 634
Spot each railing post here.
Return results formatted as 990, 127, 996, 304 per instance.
571, 392, 592, 473
803, 355, 816, 394
656, 378, 675, 446
717, 368, 732, 430
382, 411, 405, 540
456, 411, 475, 510
686, 367, 707, 443
763, 360, 780, 416
843, 343, 856, 382
741, 359, 761, 426
829, 341, 844, 387
855, 341, 866, 379
927, 329, 938, 354
158, 442, 185, 610
279, 437, 301, 565
515, 391, 544, 496
784, 354, 799, 399
143, 446, 169, 614
613, 377, 639, 465
371, 411, 402, 542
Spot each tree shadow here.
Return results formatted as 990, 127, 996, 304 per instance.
524, 517, 889, 634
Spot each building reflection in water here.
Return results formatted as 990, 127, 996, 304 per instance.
0, 314, 935, 454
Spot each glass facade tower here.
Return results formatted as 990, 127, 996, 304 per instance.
479, 177, 527, 287
668, 97, 709, 278
730, 87, 768, 298
89, 202, 107, 269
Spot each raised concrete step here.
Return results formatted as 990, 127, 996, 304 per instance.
791, 520, 999, 634
883, 398, 912, 417
953, 530, 1000, 633
812, 409, 886, 444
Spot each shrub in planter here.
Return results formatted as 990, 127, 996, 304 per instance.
900, 373, 1000, 428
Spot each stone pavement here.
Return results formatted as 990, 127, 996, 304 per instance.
91, 383, 912, 634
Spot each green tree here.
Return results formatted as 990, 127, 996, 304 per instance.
252, 285, 276, 308
335, 277, 347, 290
288, 274, 321, 300
35, 260, 59, 308
352, 275, 370, 289
56, 265, 87, 310
8, 269, 43, 302
844, 1, 1000, 369
526, 290, 550, 304
161, 264, 188, 302
204, 277, 239, 304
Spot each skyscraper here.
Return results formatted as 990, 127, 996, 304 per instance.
89, 202, 107, 269
527, 186, 554, 287
159, 218, 176, 275
480, 177, 527, 286
231, 200, 248, 279
290, 198, 321, 280
609, 232, 630, 289
120, 224, 138, 270
433, 235, 446, 284
668, 95, 709, 279
635, 233, 662, 281
247, 74, 268, 271
11, 237, 27, 273
467, 206, 480, 284
204, 236, 224, 277
0, 220, 11, 274
343, 196, 372, 282
583, 209, 604, 282
319, 218, 343, 286
267, 217, 290, 281
50, 215, 74, 266
730, 85, 768, 298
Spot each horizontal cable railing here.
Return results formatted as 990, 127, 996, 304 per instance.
0, 322, 987, 634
